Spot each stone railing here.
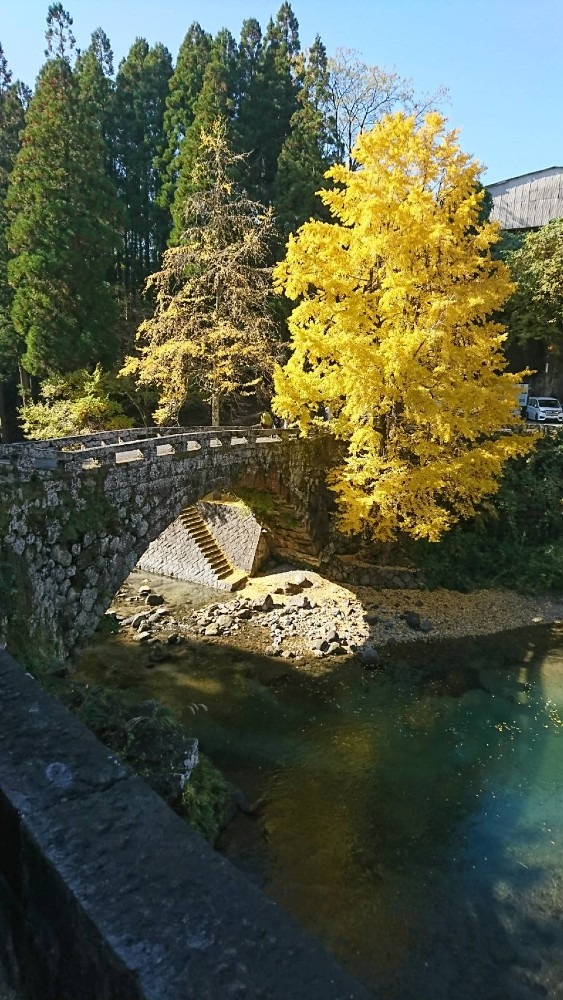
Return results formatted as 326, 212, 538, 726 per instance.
0, 426, 299, 472
0, 649, 369, 1000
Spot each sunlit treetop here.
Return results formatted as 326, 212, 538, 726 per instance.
273, 112, 534, 542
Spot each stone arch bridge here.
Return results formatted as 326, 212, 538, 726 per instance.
0, 426, 338, 662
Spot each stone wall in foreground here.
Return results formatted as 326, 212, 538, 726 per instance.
0, 649, 369, 1000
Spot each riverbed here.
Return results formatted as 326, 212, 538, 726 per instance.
75, 574, 563, 998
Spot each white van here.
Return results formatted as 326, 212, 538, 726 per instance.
525, 397, 563, 422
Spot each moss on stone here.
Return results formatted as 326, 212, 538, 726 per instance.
179, 753, 236, 843
43, 677, 236, 844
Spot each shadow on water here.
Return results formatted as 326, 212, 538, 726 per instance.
75, 620, 563, 999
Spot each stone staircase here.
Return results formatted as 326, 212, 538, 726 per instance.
179, 506, 248, 591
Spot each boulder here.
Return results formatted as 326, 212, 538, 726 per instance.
215, 614, 234, 629
130, 612, 148, 630
287, 595, 311, 610
359, 645, 381, 669
326, 642, 345, 656
145, 593, 165, 607
403, 611, 421, 630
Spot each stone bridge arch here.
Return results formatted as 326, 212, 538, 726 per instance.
0, 427, 338, 662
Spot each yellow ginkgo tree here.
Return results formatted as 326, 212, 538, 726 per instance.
121, 120, 279, 426
273, 112, 533, 541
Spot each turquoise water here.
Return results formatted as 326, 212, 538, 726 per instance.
77, 621, 563, 998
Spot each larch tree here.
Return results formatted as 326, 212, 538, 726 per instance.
122, 120, 279, 426
273, 112, 533, 542
6, 4, 120, 378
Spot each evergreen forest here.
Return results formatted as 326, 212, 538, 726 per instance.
0, 2, 444, 439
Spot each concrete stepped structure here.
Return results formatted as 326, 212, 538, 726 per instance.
178, 506, 248, 591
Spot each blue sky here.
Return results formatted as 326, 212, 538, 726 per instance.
2, 0, 562, 183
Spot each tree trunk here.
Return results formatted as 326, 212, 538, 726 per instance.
0, 377, 23, 442
211, 393, 220, 427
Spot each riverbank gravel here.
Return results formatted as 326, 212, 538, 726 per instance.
113, 568, 563, 665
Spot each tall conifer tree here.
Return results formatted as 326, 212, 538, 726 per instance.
0, 44, 28, 438
157, 23, 212, 218
237, 4, 300, 206
114, 39, 173, 305
169, 29, 238, 242
274, 35, 334, 232
6, 4, 120, 377
75, 28, 117, 176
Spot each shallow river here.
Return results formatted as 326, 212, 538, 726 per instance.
76, 576, 563, 999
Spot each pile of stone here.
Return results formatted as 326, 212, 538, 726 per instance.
116, 584, 180, 645
187, 573, 378, 662
114, 575, 433, 668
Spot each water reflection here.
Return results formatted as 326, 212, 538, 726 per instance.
76, 612, 563, 998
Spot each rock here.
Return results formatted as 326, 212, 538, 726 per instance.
135, 630, 152, 642
215, 614, 234, 629
51, 544, 73, 568
139, 585, 151, 596
235, 608, 252, 620
166, 633, 181, 645
287, 595, 311, 610
281, 650, 295, 659
359, 645, 381, 669
148, 645, 169, 664
366, 613, 379, 625
312, 638, 329, 652
130, 612, 148, 629
204, 624, 219, 636
403, 611, 421, 630
145, 593, 164, 607
325, 629, 339, 644
419, 618, 433, 633
251, 595, 274, 612
326, 642, 345, 656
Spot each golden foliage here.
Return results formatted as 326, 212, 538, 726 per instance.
273, 112, 534, 541
121, 121, 279, 425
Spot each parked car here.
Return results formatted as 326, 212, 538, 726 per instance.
525, 397, 563, 422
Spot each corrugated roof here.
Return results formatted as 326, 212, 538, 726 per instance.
486, 167, 563, 230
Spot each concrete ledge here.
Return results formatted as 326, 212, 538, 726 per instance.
0, 651, 369, 1000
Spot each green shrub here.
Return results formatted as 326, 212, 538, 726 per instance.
410, 435, 563, 592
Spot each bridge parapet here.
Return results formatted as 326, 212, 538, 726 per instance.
0, 426, 331, 661
0, 426, 298, 472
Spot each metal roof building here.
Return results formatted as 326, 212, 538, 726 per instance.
486, 166, 563, 230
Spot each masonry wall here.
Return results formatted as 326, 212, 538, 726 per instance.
0, 430, 335, 661
198, 500, 266, 574
0, 649, 369, 1000
137, 517, 219, 586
